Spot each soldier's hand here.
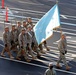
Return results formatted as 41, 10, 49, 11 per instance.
65, 51, 67, 54
11, 40, 14, 45
5, 44, 7, 47
62, 53, 65, 55
21, 46, 23, 49
27, 43, 29, 46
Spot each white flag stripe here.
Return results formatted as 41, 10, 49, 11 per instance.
48, 6, 60, 30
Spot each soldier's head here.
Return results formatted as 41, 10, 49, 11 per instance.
61, 33, 66, 39
49, 63, 53, 70
21, 28, 26, 34
27, 25, 32, 31
23, 21, 27, 27
17, 21, 21, 26
12, 25, 16, 31
26, 17, 32, 23
5, 26, 9, 32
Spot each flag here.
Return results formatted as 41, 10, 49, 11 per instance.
33, 4, 60, 45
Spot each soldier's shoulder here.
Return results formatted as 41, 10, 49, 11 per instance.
3, 31, 5, 33
10, 30, 12, 32
19, 33, 22, 36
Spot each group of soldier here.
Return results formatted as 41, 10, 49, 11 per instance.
0, 17, 50, 62
0, 17, 71, 72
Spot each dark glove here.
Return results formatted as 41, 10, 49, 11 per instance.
44, 41, 46, 44
15, 39, 18, 42
50, 65, 53, 70
27, 43, 29, 46
31, 42, 34, 48
62, 53, 65, 55
65, 51, 67, 54
11, 40, 14, 45
5, 44, 7, 47
21, 46, 23, 49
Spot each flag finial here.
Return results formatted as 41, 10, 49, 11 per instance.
56, 0, 58, 4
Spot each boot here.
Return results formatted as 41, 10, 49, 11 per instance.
10, 56, 14, 59
41, 50, 46, 54
46, 47, 50, 51
26, 59, 31, 62
37, 52, 42, 57
16, 57, 21, 60
56, 63, 61, 69
66, 66, 71, 71
1, 53, 6, 57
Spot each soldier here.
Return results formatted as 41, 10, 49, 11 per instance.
22, 21, 28, 29
1, 26, 14, 59
56, 33, 71, 70
27, 25, 41, 57
26, 25, 37, 59
16, 21, 22, 35
16, 28, 31, 62
44, 63, 57, 75
26, 17, 33, 26
10, 25, 18, 52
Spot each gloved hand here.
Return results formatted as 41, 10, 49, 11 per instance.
44, 41, 46, 44
31, 42, 34, 48
65, 51, 67, 54
27, 43, 29, 46
50, 65, 53, 70
62, 53, 65, 55
21, 46, 23, 49
11, 40, 14, 45
5, 44, 7, 47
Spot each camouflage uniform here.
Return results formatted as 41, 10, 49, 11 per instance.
56, 33, 71, 70
26, 31, 36, 59
44, 68, 56, 75
26, 17, 33, 26
44, 63, 56, 75
16, 30, 30, 61
31, 30, 41, 56
22, 21, 28, 29
27, 25, 41, 57
57, 38, 68, 66
1, 26, 14, 59
17, 25, 22, 35
10, 26, 19, 52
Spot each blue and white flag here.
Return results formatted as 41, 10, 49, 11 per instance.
33, 4, 60, 45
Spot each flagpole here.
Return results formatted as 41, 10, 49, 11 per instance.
56, 0, 63, 35
56, 0, 58, 4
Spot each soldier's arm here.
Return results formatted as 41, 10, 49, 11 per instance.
44, 70, 48, 75
58, 41, 65, 54
3, 32, 7, 44
63, 39, 67, 50
18, 34, 23, 47
53, 69, 57, 75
